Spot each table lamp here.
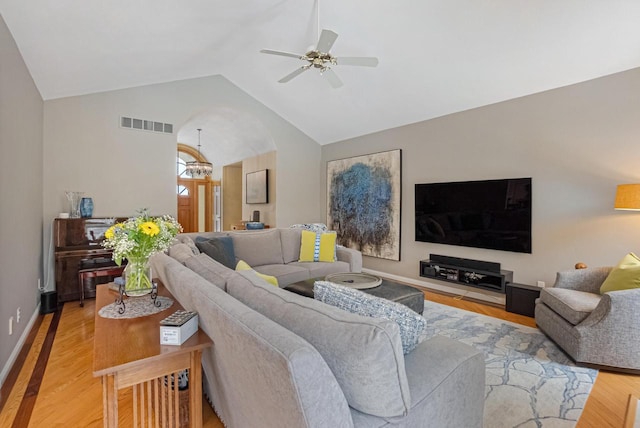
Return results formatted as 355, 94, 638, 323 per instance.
614, 184, 640, 211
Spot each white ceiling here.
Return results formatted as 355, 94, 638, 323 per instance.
2, 0, 640, 148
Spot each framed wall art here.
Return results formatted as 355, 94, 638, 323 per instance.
246, 169, 268, 204
327, 149, 402, 261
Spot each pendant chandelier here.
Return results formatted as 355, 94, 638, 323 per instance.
185, 128, 213, 177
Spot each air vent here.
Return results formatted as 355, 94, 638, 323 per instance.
120, 116, 173, 134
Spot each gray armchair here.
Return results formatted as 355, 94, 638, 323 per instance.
535, 267, 640, 372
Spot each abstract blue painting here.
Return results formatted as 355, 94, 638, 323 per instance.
327, 149, 401, 261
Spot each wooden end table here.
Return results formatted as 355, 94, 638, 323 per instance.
93, 281, 212, 427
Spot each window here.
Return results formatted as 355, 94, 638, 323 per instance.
177, 152, 198, 178
177, 185, 189, 196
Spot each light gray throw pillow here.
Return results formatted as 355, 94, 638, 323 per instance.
314, 281, 427, 354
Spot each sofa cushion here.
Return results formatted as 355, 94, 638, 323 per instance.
195, 236, 236, 269
168, 243, 195, 264
288, 261, 351, 278
299, 230, 337, 262
314, 281, 427, 354
230, 229, 284, 266
253, 264, 310, 286
226, 270, 411, 418
600, 252, 640, 294
236, 260, 278, 287
280, 228, 302, 264
539, 287, 601, 325
174, 235, 200, 255
184, 253, 231, 290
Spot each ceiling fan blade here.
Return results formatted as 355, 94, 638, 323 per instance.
260, 49, 303, 59
316, 29, 338, 53
337, 56, 379, 67
278, 66, 310, 83
322, 68, 343, 89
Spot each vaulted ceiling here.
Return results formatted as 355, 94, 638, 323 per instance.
2, 0, 640, 147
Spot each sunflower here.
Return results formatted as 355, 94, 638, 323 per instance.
102, 209, 181, 265
140, 221, 160, 236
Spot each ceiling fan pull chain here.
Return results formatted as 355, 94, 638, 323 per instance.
317, 0, 320, 44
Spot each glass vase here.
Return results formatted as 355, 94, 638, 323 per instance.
124, 258, 152, 296
65, 191, 84, 218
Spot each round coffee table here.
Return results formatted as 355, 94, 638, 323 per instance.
324, 272, 382, 289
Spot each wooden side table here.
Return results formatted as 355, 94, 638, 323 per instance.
93, 281, 212, 427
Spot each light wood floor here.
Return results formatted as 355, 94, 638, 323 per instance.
1, 288, 638, 427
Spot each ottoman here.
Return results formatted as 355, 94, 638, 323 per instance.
284, 277, 425, 314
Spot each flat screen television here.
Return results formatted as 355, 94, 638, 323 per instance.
415, 178, 532, 253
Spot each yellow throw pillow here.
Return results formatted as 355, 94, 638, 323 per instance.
600, 253, 640, 294
235, 260, 278, 287
299, 230, 337, 263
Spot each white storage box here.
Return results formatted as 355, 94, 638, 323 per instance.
159, 310, 198, 345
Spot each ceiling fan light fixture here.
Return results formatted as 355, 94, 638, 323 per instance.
260, 25, 377, 88
185, 128, 213, 177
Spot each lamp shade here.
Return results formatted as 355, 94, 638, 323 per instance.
614, 184, 640, 210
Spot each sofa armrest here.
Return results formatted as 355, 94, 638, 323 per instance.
580, 287, 640, 329
336, 246, 362, 273
575, 287, 640, 369
398, 336, 485, 427
553, 267, 612, 293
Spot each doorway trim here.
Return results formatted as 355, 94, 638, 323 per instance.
177, 143, 218, 232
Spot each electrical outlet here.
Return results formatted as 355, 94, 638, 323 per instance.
16, 307, 21, 323
9, 316, 13, 335
537, 281, 546, 288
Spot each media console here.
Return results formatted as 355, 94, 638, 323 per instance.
419, 254, 512, 294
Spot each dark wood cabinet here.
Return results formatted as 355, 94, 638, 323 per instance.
505, 282, 541, 317
54, 218, 126, 302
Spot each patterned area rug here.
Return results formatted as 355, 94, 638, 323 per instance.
421, 300, 597, 428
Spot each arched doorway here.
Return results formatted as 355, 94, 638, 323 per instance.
177, 107, 277, 231
176, 143, 220, 233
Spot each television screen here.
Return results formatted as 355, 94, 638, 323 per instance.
415, 178, 532, 253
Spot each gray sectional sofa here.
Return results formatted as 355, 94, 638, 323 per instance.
150, 229, 485, 427
175, 228, 362, 286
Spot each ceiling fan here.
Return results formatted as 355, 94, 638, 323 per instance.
260, 28, 379, 88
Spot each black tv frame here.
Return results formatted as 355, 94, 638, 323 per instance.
415, 177, 532, 253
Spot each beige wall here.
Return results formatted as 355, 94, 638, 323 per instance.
42, 75, 322, 288
242, 151, 276, 226
222, 164, 243, 231
0, 15, 44, 385
322, 67, 640, 303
